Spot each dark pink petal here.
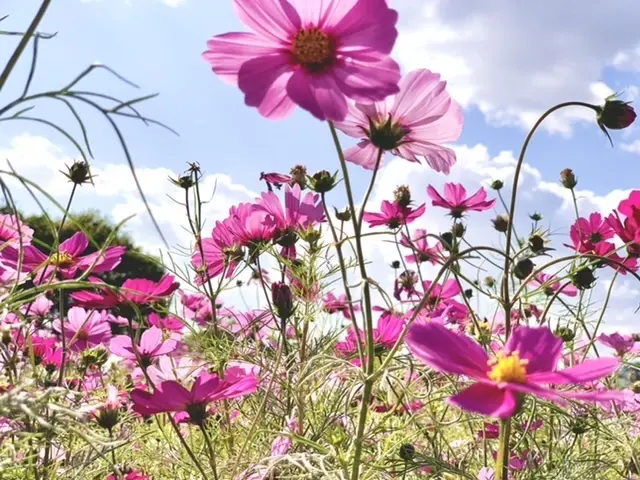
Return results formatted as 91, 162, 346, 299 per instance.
238, 54, 297, 120
59, 232, 88, 257
233, 0, 300, 43
330, 0, 398, 55
406, 322, 489, 380
527, 358, 620, 385
449, 383, 519, 419
426, 185, 451, 209
506, 326, 562, 375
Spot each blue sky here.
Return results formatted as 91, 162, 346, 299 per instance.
2, 0, 640, 331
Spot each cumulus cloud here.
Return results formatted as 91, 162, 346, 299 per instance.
393, 0, 640, 134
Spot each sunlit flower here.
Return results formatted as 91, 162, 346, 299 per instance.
427, 183, 495, 218
52, 307, 111, 352
203, 0, 401, 121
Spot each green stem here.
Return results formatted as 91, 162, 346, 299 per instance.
0, 0, 51, 90
502, 101, 599, 338
200, 423, 219, 480
327, 122, 382, 480
495, 418, 512, 480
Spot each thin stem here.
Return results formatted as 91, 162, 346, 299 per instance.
0, 0, 52, 90
495, 418, 512, 480
502, 101, 598, 338
200, 423, 219, 480
327, 122, 381, 480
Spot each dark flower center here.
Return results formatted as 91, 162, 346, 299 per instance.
292, 28, 335, 71
76, 329, 89, 342
368, 116, 409, 151
589, 232, 602, 244
186, 402, 208, 426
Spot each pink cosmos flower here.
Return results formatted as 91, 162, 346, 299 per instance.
0, 215, 33, 247
71, 275, 179, 309
130, 369, 257, 424
20, 295, 53, 318
618, 190, 640, 217
203, 0, 401, 121
530, 273, 578, 298
1, 232, 125, 282
91, 385, 122, 430
598, 332, 638, 356
322, 292, 360, 320
362, 200, 425, 229
260, 172, 291, 192
477, 422, 499, 440
422, 279, 461, 308
180, 291, 215, 326
607, 207, 640, 257
406, 322, 622, 418
109, 326, 178, 367
191, 217, 243, 283
107, 471, 150, 480
271, 416, 297, 456
257, 184, 325, 233
478, 467, 495, 480
336, 310, 403, 365
334, 69, 463, 171
400, 228, 442, 265
148, 312, 184, 332
427, 183, 495, 218
52, 307, 111, 352
568, 213, 613, 253
219, 308, 277, 341
147, 355, 204, 385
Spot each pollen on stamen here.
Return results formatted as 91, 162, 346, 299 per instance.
292, 28, 336, 71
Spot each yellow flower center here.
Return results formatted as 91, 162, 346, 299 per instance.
292, 28, 335, 71
487, 350, 528, 384
49, 251, 74, 267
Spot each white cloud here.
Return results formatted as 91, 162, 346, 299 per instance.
621, 140, 640, 154
393, 0, 640, 134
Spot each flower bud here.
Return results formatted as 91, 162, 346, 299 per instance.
483, 276, 496, 288
451, 222, 465, 238
597, 97, 636, 130
334, 207, 352, 222
560, 168, 577, 189
528, 234, 545, 254
62, 161, 92, 185
529, 212, 543, 222
440, 232, 455, 252
513, 258, 534, 280
170, 174, 195, 190
308, 170, 337, 193
290, 165, 308, 189
632, 333, 640, 342
492, 215, 509, 233
570, 266, 596, 290
390, 260, 401, 269
464, 288, 473, 299
272, 282, 295, 320
632, 381, 640, 394
555, 327, 575, 343
399, 443, 416, 461
393, 185, 412, 208
490, 179, 504, 190
570, 415, 590, 435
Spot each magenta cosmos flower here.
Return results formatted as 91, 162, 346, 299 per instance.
427, 183, 495, 218
71, 274, 179, 309
110, 326, 178, 367
363, 200, 426, 229
598, 332, 638, 356
203, 0, 401, 121
322, 292, 360, 320
336, 310, 403, 364
52, 307, 111, 352
400, 228, 442, 265
406, 322, 621, 419
130, 369, 257, 424
334, 69, 463, 171
1, 232, 125, 283
530, 273, 577, 297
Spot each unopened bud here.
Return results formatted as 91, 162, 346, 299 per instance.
555, 327, 575, 343
62, 161, 92, 185
390, 260, 401, 269
528, 234, 545, 254
483, 276, 496, 288
513, 258, 535, 280
451, 222, 465, 238
530, 212, 543, 222
399, 443, 416, 461
490, 179, 504, 190
597, 97, 636, 130
170, 174, 195, 190
272, 282, 295, 320
492, 215, 509, 233
334, 207, 352, 222
570, 266, 596, 290
393, 185, 412, 208
560, 168, 577, 189
308, 170, 337, 194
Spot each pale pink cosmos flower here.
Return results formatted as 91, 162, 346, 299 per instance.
109, 326, 178, 367
203, 0, 401, 121
362, 200, 425, 229
20, 295, 53, 318
427, 183, 495, 218
530, 273, 578, 298
52, 307, 111, 352
322, 292, 360, 320
598, 332, 638, 356
147, 355, 204, 385
400, 228, 442, 265
148, 312, 184, 332
334, 69, 463, 171
0, 214, 33, 247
